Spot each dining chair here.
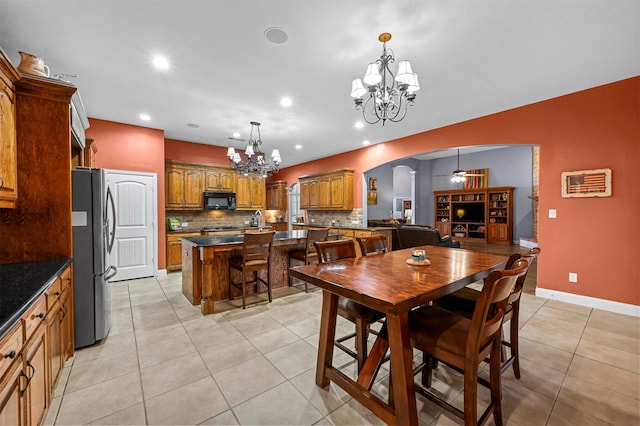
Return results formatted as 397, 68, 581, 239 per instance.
228, 231, 276, 309
314, 239, 386, 372
408, 261, 530, 426
432, 247, 541, 378
355, 234, 388, 256
288, 227, 330, 292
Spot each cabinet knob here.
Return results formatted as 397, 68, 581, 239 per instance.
54, 291, 61, 296
35, 312, 44, 319
4, 350, 16, 359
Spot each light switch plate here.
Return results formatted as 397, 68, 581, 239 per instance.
569, 272, 578, 282
548, 209, 557, 218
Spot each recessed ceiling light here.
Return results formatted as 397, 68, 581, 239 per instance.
354, 121, 364, 129
362, 140, 370, 146
280, 97, 292, 107
295, 144, 302, 149
140, 114, 151, 121
264, 27, 288, 44
187, 123, 199, 128
152, 55, 170, 70
232, 132, 241, 138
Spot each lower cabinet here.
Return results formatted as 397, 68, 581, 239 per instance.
0, 264, 74, 425
167, 232, 201, 272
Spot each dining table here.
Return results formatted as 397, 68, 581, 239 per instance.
288, 244, 508, 425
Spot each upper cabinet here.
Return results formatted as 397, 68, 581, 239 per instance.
236, 174, 265, 210
0, 50, 19, 209
299, 169, 354, 211
266, 180, 287, 210
204, 167, 235, 192
165, 162, 204, 210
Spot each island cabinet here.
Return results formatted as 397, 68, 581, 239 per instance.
299, 169, 354, 211
266, 180, 287, 210
204, 167, 235, 192
165, 162, 204, 210
0, 50, 19, 209
236, 174, 265, 210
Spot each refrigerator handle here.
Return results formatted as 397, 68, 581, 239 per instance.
103, 265, 118, 281
105, 186, 116, 255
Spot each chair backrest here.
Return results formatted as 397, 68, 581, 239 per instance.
305, 227, 330, 257
314, 239, 357, 263
471, 260, 530, 350
356, 235, 388, 256
507, 247, 541, 303
242, 231, 275, 262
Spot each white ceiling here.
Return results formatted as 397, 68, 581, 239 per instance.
1, 1, 638, 168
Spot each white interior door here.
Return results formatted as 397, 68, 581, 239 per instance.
106, 170, 156, 281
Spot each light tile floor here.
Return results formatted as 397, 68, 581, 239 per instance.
44, 267, 639, 425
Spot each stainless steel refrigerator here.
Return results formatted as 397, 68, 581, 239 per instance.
72, 168, 117, 348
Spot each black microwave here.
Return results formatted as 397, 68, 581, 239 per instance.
203, 191, 236, 210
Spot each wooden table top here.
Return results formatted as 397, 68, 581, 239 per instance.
289, 245, 508, 315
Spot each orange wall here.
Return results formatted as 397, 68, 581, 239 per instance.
165, 138, 229, 165
277, 77, 639, 307
85, 119, 167, 269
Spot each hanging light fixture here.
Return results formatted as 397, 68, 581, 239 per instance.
226, 121, 281, 177
350, 33, 420, 125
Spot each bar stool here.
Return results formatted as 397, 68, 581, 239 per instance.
314, 239, 386, 371
356, 234, 387, 256
288, 227, 329, 292
229, 231, 276, 309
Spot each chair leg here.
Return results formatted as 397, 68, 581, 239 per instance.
355, 318, 369, 372
266, 267, 272, 303
490, 341, 504, 426
288, 258, 294, 287
421, 352, 435, 388
510, 308, 521, 379
241, 271, 247, 309
463, 360, 479, 426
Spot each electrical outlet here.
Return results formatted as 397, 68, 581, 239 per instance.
548, 209, 557, 218
569, 272, 578, 283
181, 222, 188, 227
244, 220, 249, 225
311, 218, 315, 222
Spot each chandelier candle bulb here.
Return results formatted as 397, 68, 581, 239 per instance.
227, 121, 281, 177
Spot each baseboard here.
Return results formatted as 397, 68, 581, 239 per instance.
156, 269, 168, 277
536, 287, 640, 317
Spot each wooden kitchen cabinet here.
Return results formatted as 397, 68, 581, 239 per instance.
167, 232, 201, 272
204, 167, 235, 192
236, 174, 265, 210
23, 321, 47, 426
0, 49, 19, 209
299, 169, 353, 210
266, 180, 287, 210
0, 354, 24, 426
166, 162, 204, 210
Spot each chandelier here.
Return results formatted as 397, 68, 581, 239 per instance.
226, 121, 281, 177
350, 33, 420, 125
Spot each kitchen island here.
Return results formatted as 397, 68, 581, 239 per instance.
180, 230, 343, 314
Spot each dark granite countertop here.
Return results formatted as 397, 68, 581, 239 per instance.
180, 230, 343, 247
0, 258, 72, 338
166, 225, 271, 234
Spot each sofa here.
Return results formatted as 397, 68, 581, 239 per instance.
368, 221, 461, 250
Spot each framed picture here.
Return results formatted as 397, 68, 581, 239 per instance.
561, 168, 612, 198
368, 177, 378, 191
367, 191, 377, 205
403, 200, 411, 211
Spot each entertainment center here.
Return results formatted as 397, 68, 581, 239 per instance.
434, 186, 514, 244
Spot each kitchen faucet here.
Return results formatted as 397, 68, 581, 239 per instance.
253, 209, 263, 231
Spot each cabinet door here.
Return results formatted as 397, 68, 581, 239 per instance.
330, 176, 344, 208
300, 181, 310, 209
250, 175, 264, 208
235, 175, 251, 208
219, 171, 234, 192
24, 325, 47, 426
167, 239, 183, 271
165, 167, 185, 208
59, 286, 72, 361
204, 170, 221, 190
183, 169, 204, 208
318, 178, 331, 208
435, 221, 451, 237
0, 356, 24, 426
308, 180, 320, 208
0, 77, 17, 209
46, 300, 62, 397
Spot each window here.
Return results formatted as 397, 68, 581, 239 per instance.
289, 183, 301, 222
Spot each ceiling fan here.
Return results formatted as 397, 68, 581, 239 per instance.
439, 149, 486, 182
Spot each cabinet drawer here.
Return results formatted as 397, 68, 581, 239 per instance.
353, 230, 372, 238
45, 277, 62, 312
0, 322, 23, 379
60, 266, 72, 291
22, 296, 46, 342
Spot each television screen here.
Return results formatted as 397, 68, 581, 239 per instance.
452, 203, 485, 223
